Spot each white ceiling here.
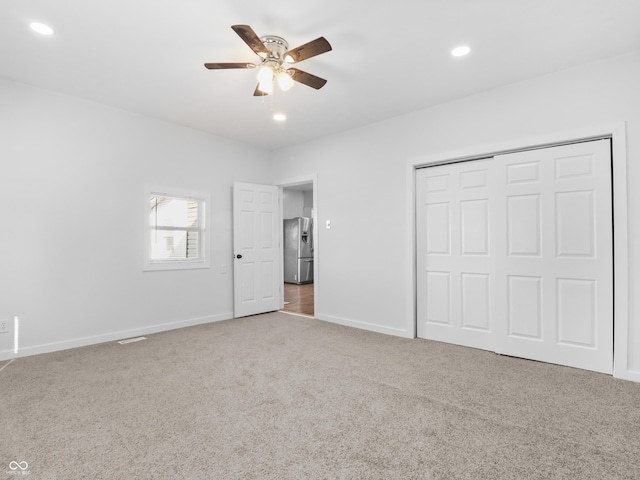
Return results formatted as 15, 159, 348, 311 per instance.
2, 1, 640, 151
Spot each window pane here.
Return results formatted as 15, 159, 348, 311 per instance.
150, 196, 199, 228
145, 190, 209, 270
150, 230, 199, 260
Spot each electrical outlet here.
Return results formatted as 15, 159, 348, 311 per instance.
0, 319, 9, 334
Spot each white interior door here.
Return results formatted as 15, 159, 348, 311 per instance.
233, 182, 281, 318
416, 159, 497, 351
416, 139, 613, 374
494, 140, 613, 373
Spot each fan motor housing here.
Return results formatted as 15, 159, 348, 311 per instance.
259, 35, 289, 61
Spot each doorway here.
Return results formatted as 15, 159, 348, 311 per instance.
283, 283, 314, 317
281, 181, 315, 317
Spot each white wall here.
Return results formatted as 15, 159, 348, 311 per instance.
283, 189, 305, 219
268, 51, 640, 379
0, 78, 270, 359
283, 189, 314, 219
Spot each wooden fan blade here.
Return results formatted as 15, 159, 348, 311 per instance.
253, 84, 269, 96
288, 68, 327, 89
286, 37, 332, 63
231, 24, 270, 56
204, 62, 256, 70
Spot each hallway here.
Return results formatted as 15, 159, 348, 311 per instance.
282, 283, 314, 317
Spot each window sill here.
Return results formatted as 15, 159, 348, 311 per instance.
143, 260, 210, 272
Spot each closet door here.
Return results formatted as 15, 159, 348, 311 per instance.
416, 159, 497, 352
416, 139, 613, 374
494, 140, 613, 373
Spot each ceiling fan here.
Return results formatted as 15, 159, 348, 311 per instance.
204, 24, 332, 96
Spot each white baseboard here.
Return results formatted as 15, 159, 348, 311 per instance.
316, 313, 411, 338
0, 312, 234, 361
614, 368, 640, 383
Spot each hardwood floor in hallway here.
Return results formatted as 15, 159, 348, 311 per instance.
282, 283, 314, 317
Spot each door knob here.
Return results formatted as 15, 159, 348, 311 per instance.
235, 254, 242, 259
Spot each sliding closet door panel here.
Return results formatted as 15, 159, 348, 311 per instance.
416, 160, 496, 351
494, 140, 613, 373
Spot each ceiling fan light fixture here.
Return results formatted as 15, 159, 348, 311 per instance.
276, 70, 294, 91
257, 64, 274, 84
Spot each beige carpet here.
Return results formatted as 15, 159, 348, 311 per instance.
2, 312, 640, 479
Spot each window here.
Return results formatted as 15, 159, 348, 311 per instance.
144, 190, 210, 271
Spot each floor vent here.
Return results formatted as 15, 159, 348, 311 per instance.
117, 337, 147, 345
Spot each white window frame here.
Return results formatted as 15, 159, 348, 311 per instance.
143, 188, 211, 271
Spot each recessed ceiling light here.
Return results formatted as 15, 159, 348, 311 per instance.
273, 113, 287, 122
30, 22, 54, 35
451, 45, 471, 57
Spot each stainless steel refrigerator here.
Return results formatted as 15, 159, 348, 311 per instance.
283, 217, 314, 284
